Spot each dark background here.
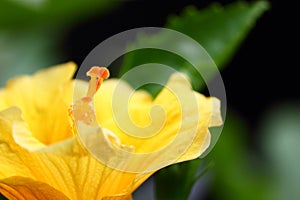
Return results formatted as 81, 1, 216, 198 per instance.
63, 0, 299, 137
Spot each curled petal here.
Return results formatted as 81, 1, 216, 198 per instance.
0, 107, 144, 199
0, 176, 70, 200
0, 62, 77, 144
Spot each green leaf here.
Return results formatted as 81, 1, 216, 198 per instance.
154, 158, 210, 200
167, 1, 269, 68
119, 1, 269, 93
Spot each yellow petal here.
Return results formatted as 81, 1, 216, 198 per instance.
84, 73, 222, 173
207, 96, 223, 127
0, 107, 147, 199
94, 79, 152, 126
0, 62, 76, 145
0, 176, 70, 200
176, 93, 223, 162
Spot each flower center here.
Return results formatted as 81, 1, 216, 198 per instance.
69, 66, 109, 125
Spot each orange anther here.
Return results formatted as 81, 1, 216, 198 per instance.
87, 66, 110, 79
86, 66, 110, 98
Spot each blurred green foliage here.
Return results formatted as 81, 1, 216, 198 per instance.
0, 29, 59, 86
207, 112, 271, 200
260, 104, 300, 200
0, 0, 117, 29
0, 0, 119, 86
206, 103, 300, 200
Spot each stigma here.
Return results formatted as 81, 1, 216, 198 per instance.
86, 67, 110, 99
69, 66, 109, 125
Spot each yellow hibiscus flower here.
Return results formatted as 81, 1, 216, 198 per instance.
0, 62, 222, 199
